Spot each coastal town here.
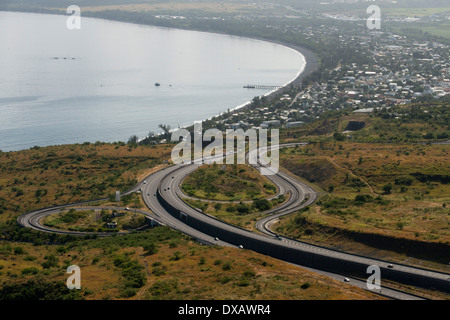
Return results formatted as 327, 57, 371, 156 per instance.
201, 23, 450, 133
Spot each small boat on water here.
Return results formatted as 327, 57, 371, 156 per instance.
155, 82, 161, 87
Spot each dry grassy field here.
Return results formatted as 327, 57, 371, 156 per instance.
275, 142, 449, 275
0, 143, 382, 300
0, 142, 171, 224
0, 228, 383, 300
182, 164, 278, 201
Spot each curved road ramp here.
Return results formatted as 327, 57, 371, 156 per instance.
154, 164, 450, 295
18, 144, 450, 298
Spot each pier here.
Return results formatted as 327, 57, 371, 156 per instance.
243, 84, 282, 90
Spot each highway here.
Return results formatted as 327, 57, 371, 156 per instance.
148, 160, 449, 293
17, 143, 450, 299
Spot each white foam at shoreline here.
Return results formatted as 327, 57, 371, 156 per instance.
146, 44, 307, 140
209, 45, 306, 115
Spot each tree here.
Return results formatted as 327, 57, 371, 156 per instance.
143, 243, 158, 256
382, 183, 392, 195
127, 135, 139, 145
236, 203, 250, 214
333, 132, 346, 141
251, 96, 261, 108
254, 199, 272, 211
158, 124, 171, 139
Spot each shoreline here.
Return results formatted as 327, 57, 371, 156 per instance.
245, 38, 319, 98
191, 39, 318, 125
0, 9, 319, 150
227, 41, 318, 114
76, 10, 320, 113
80, 11, 320, 118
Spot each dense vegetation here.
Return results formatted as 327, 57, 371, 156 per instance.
0, 279, 84, 300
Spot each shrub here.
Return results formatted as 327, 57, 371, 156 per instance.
354, 194, 373, 203
170, 251, 182, 261
24, 255, 37, 261
41, 255, 58, 269
149, 279, 178, 298
333, 132, 346, 141
236, 203, 250, 214
437, 132, 449, 139
14, 247, 26, 255
119, 287, 138, 298
243, 270, 256, 278
382, 184, 393, 195
396, 222, 405, 230
220, 276, 232, 284
226, 206, 236, 213
237, 279, 250, 287
263, 183, 277, 193
152, 266, 166, 276
301, 282, 311, 290
0, 279, 84, 300
114, 255, 146, 290
222, 261, 232, 271
21, 267, 39, 275
143, 243, 158, 255
395, 177, 413, 186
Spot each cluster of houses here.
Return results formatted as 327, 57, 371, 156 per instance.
205, 25, 449, 132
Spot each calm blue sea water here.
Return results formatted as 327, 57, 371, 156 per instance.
0, 11, 305, 151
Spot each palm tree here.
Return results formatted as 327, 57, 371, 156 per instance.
158, 124, 171, 139
127, 135, 139, 145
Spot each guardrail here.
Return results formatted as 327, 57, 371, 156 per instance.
156, 166, 450, 293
